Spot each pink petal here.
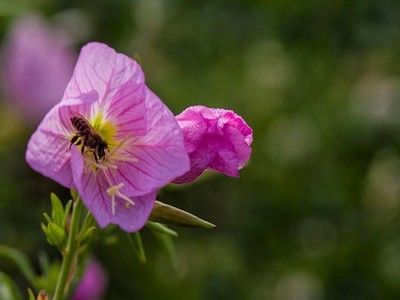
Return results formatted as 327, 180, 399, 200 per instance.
63, 42, 144, 107
26, 91, 98, 187
71, 147, 156, 232
109, 86, 190, 196
105, 80, 147, 139
173, 106, 253, 184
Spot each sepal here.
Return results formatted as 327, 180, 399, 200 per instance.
149, 201, 216, 229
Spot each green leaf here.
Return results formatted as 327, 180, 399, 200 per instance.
149, 201, 216, 229
153, 232, 179, 271
42, 213, 51, 224
146, 221, 178, 237
27, 289, 35, 300
50, 193, 64, 227
62, 200, 72, 229
127, 232, 146, 263
0, 272, 23, 300
0, 246, 37, 289
38, 252, 50, 278
44, 223, 66, 249
35, 262, 60, 295
70, 189, 78, 201
80, 226, 96, 246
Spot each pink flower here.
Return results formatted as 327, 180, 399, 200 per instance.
72, 259, 108, 300
2, 13, 76, 122
173, 106, 253, 184
26, 42, 190, 232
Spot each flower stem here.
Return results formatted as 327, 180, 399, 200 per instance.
53, 196, 83, 300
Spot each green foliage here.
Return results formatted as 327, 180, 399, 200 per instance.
128, 232, 146, 264
0, 246, 37, 290
149, 201, 216, 229
41, 194, 72, 251
146, 221, 178, 238
1, 0, 400, 299
0, 271, 23, 300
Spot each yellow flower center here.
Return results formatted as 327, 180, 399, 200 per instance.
90, 112, 117, 146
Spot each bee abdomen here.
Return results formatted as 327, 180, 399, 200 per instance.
71, 116, 91, 132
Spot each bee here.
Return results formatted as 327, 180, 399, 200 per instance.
70, 114, 108, 163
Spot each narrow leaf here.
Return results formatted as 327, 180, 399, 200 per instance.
0, 272, 23, 300
0, 246, 37, 289
27, 289, 35, 300
149, 201, 216, 229
62, 200, 73, 229
153, 232, 179, 271
38, 252, 50, 278
42, 213, 51, 224
146, 221, 178, 237
70, 189, 78, 201
50, 193, 64, 226
127, 232, 146, 263
80, 227, 96, 246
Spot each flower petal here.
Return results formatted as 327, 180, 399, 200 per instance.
105, 80, 147, 139
173, 106, 253, 184
107, 86, 190, 196
71, 147, 156, 232
63, 42, 144, 109
26, 91, 98, 187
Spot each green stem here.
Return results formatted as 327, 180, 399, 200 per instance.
53, 196, 83, 300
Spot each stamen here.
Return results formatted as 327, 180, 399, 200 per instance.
103, 171, 135, 215
107, 134, 139, 164
83, 156, 109, 170
109, 134, 133, 156
113, 155, 138, 163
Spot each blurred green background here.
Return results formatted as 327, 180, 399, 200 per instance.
1, 0, 400, 299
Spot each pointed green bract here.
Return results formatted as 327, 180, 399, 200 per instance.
149, 201, 216, 229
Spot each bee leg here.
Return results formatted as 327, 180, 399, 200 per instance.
70, 135, 79, 149
81, 144, 85, 154
94, 151, 99, 164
